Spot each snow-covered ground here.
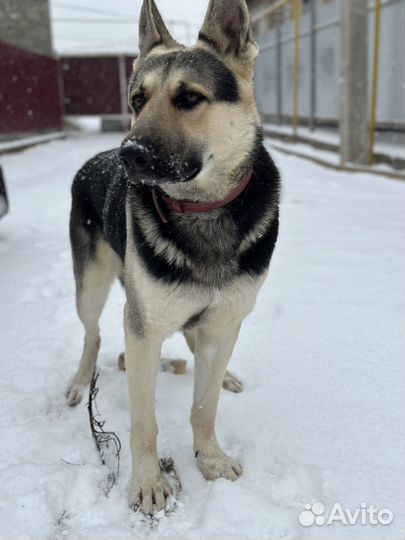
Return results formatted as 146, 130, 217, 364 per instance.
263, 123, 405, 161
0, 134, 404, 540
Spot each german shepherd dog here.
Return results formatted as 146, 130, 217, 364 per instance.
67, 0, 280, 514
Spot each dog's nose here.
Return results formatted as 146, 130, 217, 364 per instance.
119, 142, 151, 171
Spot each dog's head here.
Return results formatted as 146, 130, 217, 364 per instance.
119, 0, 260, 201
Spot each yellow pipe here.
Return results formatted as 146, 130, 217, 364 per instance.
368, 0, 382, 165
292, 0, 301, 138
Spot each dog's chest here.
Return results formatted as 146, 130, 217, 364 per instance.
130, 196, 244, 287
125, 232, 265, 333
179, 214, 240, 283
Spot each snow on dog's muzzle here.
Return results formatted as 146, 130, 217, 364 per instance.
118, 138, 201, 186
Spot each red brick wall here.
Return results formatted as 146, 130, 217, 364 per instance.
0, 41, 63, 134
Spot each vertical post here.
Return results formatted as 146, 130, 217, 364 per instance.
276, 8, 283, 124
340, 0, 369, 166
309, 0, 316, 131
292, 0, 301, 138
368, 0, 382, 165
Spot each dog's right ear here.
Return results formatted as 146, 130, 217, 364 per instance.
197, 0, 258, 64
138, 0, 179, 56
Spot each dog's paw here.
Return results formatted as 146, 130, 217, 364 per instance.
222, 371, 243, 393
66, 384, 85, 406
129, 473, 172, 515
161, 357, 187, 375
118, 351, 126, 371
196, 446, 243, 481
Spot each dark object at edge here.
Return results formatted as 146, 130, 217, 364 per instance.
0, 166, 9, 219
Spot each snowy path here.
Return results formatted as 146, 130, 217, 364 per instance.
0, 134, 404, 540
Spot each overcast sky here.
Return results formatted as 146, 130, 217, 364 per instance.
50, 0, 210, 55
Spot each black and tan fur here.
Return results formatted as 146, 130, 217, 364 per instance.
67, 0, 280, 514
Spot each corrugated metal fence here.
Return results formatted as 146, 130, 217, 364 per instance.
0, 43, 135, 135
61, 55, 133, 118
0, 41, 62, 134
253, 0, 405, 129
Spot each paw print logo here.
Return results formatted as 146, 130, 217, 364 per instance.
298, 501, 326, 527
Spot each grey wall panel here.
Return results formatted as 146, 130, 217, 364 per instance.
298, 33, 311, 117
255, 46, 278, 114
368, 0, 405, 124
281, 40, 294, 115
315, 22, 340, 119
253, 0, 404, 126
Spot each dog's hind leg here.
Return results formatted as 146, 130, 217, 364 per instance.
118, 352, 187, 375
67, 236, 120, 406
117, 328, 194, 375
118, 329, 243, 392
184, 329, 243, 393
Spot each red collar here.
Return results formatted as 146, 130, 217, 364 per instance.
151, 166, 253, 223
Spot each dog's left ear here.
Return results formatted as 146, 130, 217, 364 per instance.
138, 0, 179, 56
198, 0, 258, 63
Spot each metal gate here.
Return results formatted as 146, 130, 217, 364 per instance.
60, 55, 134, 119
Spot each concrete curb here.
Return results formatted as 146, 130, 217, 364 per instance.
0, 132, 66, 156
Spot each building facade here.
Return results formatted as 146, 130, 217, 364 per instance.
248, 0, 405, 131
0, 0, 53, 57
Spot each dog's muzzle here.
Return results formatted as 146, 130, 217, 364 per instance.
119, 140, 151, 173
118, 139, 200, 185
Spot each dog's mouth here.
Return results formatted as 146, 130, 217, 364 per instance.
133, 165, 201, 186
123, 162, 202, 187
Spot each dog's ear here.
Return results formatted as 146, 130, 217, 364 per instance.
198, 0, 258, 63
138, 0, 179, 56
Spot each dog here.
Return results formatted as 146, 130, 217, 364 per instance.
67, 0, 280, 514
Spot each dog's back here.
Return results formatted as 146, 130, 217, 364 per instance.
70, 149, 127, 270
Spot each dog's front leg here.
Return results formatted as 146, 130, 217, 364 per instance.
191, 320, 243, 481
124, 303, 171, 514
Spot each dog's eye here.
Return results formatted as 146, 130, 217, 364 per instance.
175, 91, 205, 110
131, 93, 147, 114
